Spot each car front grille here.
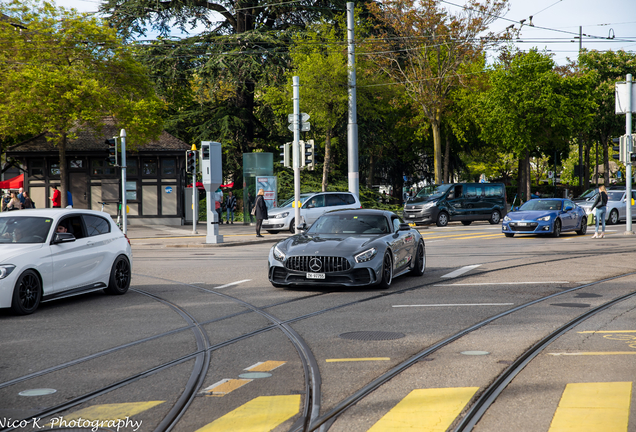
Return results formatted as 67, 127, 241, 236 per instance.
510, 222, 538, 232
285, 256, 351, 273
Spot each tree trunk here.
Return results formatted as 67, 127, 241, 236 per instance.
443, 134, 450, 184
517, 156, 525, 203
602, 134, 609, 187
525, 149, 531, 202
322, 129, 332, 192
584, 140, 590, 190
366, 153, 375, 186
431, 113, 442, 184
59, 134, 68, 208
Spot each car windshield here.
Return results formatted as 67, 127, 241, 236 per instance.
308, 214, 391, 235
0, 217, 53, 244
278, 195, 311, 208
607, 191, 624, 201
519, 200, 562, 212
576, 189, 597, 200
414, 184, 452, 199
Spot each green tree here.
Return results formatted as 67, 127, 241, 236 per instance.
0, 0, 164, 206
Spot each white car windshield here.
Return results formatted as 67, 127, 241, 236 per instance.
519, 200, 562, 211
308, 214, 390, 235
279, 195, 311, 208
0, 217, 53, 244
607, 191, 624, 201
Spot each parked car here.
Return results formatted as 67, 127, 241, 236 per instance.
403, 183, 507, 227
268, 209, 425, 288
577, 188, 636, 225
502, 198, 587, 237
0, 209, 132, 315
263, 191, 361, 234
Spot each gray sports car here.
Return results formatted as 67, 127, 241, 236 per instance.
268, 209, 426, 288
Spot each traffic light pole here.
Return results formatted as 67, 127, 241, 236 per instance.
626, 74, 633, 234
193, 147, 198, 235
292, 76, 301, 234
120, 129, 127, 235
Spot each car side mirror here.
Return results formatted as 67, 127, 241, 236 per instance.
398, 223, 411, 231
52, 232, 76, 244
297, 223, 308, 232
306, 204, 314, 209
513, 206, 519, 211
565, 205, 573, 212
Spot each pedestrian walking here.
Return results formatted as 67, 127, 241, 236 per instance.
591, 185, 608, 239
254, 188, 268, 238
225, 190, 237, 224
6, 192, 21, 211
17, 187, 25, 206
50, 185, 61, 208
67, 190, 73, 208
22, 191, 34, 209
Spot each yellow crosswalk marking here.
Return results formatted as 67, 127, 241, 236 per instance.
46, 401, 163, 424
202, 379, 252, 397
245, 361, 286, 372
548, 382, 632, 432
195, 395, 300, 432
368, 387, 479, 432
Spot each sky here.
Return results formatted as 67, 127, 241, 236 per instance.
51, 0, 636, 66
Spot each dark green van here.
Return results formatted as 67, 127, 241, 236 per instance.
403, 183, 507, 227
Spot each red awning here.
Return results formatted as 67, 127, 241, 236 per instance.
186, 181, 235, 189
0, 174, 24, 189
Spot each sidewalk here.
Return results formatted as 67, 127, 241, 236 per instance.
125, 222, 289, 248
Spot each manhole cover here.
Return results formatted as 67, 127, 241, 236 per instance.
551, 303, 591, 308
575, 293, 602, 298
339, 331, 405, 341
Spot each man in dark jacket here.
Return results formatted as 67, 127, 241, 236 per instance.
254, 188, 268, 237
225, 190, 237, 224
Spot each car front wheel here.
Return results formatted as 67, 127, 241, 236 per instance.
377, 252, 393, 289
576, 217, 587, 235
436, 212, 449, 227
12, 270, 41, 315
552, 219, 561, 238
105, 256, 131, 295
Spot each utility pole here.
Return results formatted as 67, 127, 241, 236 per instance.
578, 26, 584, 189
347, 2, 359, 198
120, 129, 127, 235
625, 74, 633, 234
292, 76, 301, 234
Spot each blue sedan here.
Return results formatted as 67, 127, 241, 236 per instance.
502, 198, 588, 238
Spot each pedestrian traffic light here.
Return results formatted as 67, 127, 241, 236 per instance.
186, 150, 196, 173
303, 139, 315, 170
280, 142, 290, 168
611, 137, 625, 163
105, 137, 118, 166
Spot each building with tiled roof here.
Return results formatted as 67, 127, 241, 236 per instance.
6, 119, 193, 225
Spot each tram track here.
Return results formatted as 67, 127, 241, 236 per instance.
2, 245, 634, 432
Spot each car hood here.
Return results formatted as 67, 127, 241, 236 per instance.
267, 207, 293, 216
0, 243, 44, 263
507, 211, 557, 220
406, 196, 438, 205
278, 234, 377, 256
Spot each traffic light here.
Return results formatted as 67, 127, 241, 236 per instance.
280, 142, 290, 168
105, 137, 118, 166
186, 150, 196, 173
611, 137, 625, 163
301, 139, 315, 170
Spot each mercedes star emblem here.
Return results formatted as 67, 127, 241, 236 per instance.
309, 257, 322, 272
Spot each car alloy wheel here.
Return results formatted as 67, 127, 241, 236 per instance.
577, 218, 587, 235
489, 210, 501, 224
289, 218, 296, 234
378, 252, 393, 288
410, 242, 425, 276
552, 219, 561, 238
105, 256, 131, 295
609, 209, 618, 225
436, 212, 449, 227
12, 270, 41, 315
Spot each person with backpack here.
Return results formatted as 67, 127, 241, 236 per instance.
591, 185, 608, 239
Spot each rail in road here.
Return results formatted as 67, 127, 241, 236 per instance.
2, 243, 635, 431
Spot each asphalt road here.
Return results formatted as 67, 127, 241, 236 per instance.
1, 221, 636, 432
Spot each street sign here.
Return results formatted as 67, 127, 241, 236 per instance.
288, 122, 310, 132
288, 113, 310, 123
548, 171, 554, 179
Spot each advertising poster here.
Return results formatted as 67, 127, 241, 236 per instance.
256, 176, 278, 209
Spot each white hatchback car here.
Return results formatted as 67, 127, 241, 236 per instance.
0, 209, 132, 315
263, 191, 362, 234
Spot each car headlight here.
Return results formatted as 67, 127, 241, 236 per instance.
355, 248, 377, 263
503, 215, 511, 222
273, 212, 289, 219
0, 265, 16, 279
273, 245, 286, 261
537, 215, 551, 221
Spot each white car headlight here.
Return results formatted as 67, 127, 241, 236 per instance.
0, 265, 16, 279
537, 215, 551, 221
355, 248, 377, 263
503, 215, 511, 221
273, 245, 286, 261
273, 212, 289, 219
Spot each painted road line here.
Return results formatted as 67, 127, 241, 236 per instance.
201, 379, 252, 397
425, 240, 446, 244
393, 303, 514, 308
440, 265, 481, 279
326, 358, 390, 362
548, 382, 631, 432
195, 395, 300, 432
454, 234, 506, 240
420, 233, 491, 240
214, 279, 251, 289
548, 352, 636, 356
578, 330, 636, 334
368, 387, 479, 432
46, 401, 164, 425
245, 361, 286, 372
435, 281, 568, 286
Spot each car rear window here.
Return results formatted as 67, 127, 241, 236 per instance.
83, 215, 111, 236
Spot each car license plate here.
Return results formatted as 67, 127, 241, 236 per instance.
518, 222, 528, 226
409, 215, 416, 218
306, 273, 325, 279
